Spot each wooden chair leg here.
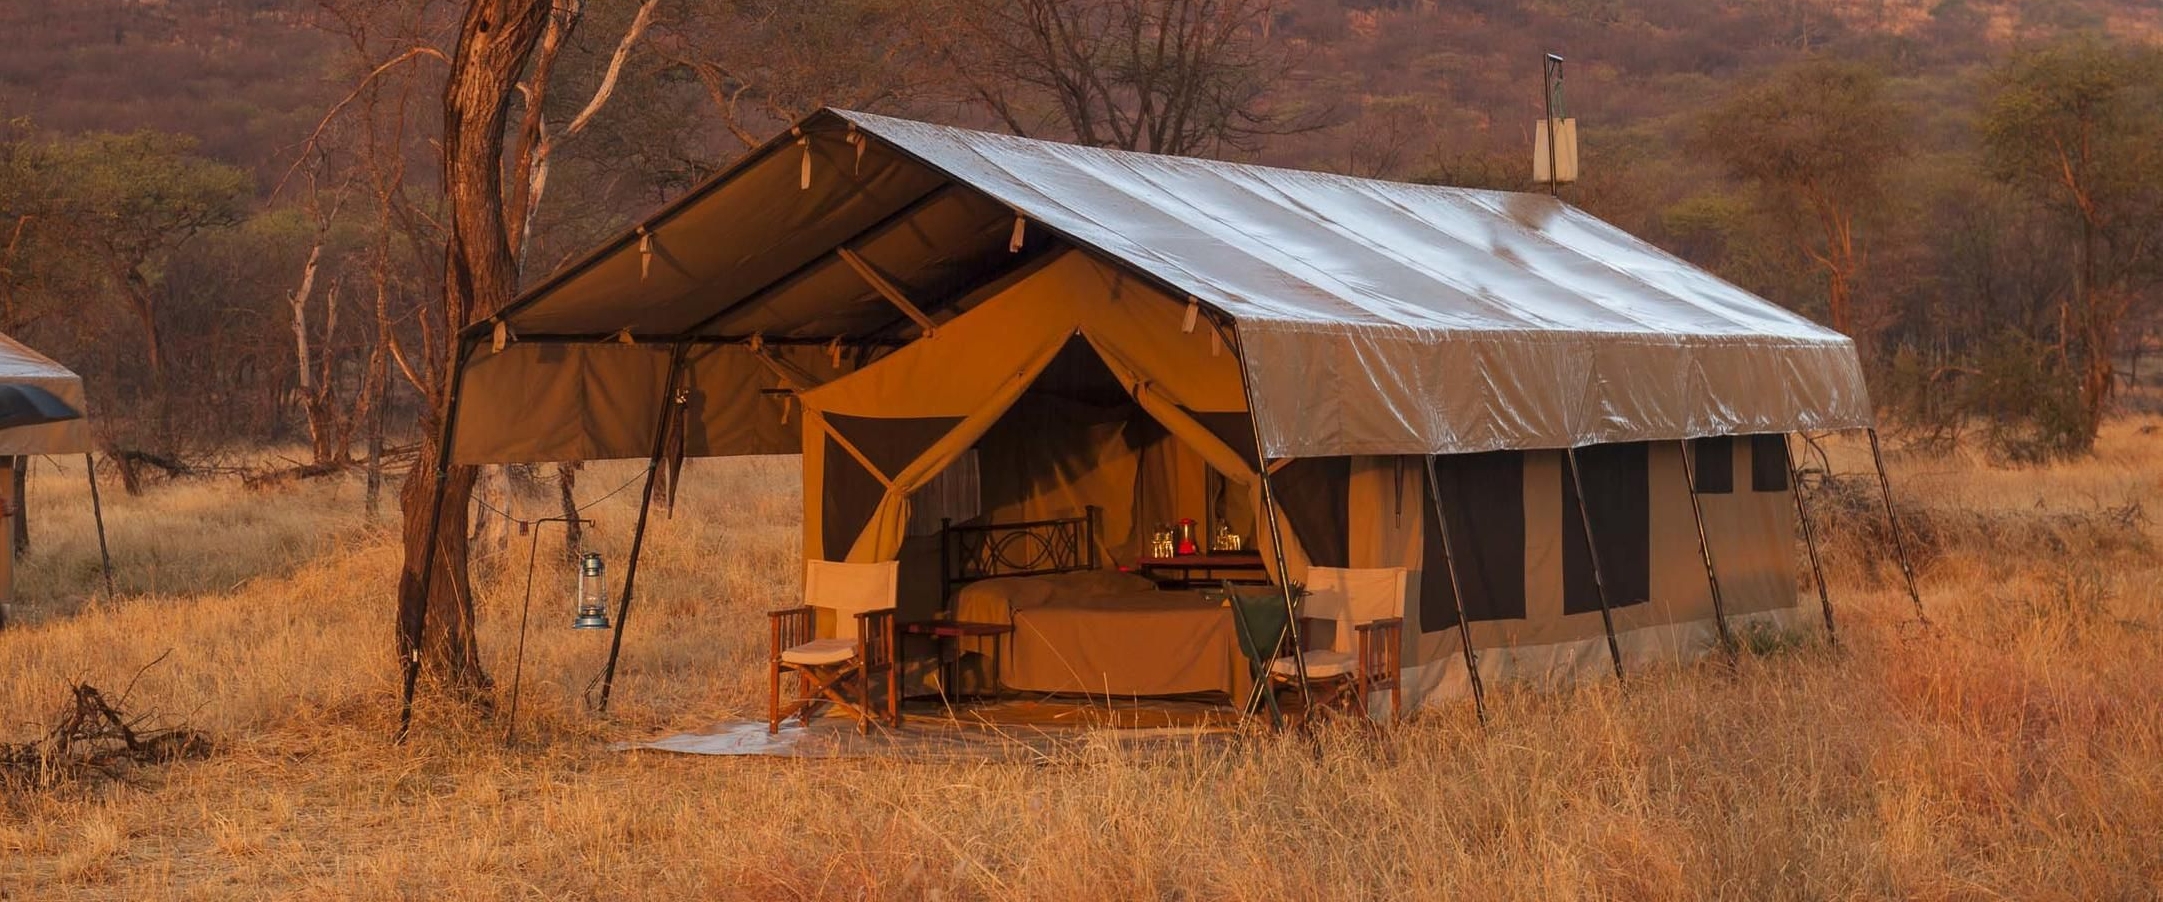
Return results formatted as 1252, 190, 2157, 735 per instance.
798, 670, 815, 725
769, 662, 783, 734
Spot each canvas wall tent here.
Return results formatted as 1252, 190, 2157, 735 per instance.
0, 333, 99, 627
414, 108, 1904, 721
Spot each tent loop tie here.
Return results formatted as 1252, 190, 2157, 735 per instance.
748, 333, 765, 354
1209, 328, 1223, 357
827, 337, 844, 368
614, 329, 636, 346
490, 319, 511, 353
782, 394, 795, 424
796, 128, 811, 190
636, 227, 653, 280
1008, 213, 1026, 252
1182, 297, 1200, 334
845, 124, 865, 174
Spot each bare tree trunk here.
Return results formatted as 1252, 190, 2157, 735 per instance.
556, 461, 582, 560
395, 0, 554, 702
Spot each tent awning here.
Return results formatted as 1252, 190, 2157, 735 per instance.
0, 333, 90, 455
454, 109, 1869, 464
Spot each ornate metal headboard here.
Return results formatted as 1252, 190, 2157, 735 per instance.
939, 506, 1099, 600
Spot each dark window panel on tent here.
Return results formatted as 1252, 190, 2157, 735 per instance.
1271, 457, 1351, 569
1749, 434, 1791, 492
1562, 442, 1652, 615
1182, 407, 1259, 466
822, 435, 887, 560
1689, 435, 1734, 494
824, 412, 965, 480
1421, 450, 1528, 631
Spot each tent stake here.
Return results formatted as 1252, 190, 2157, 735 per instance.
1675, 441, 1736, 660
1865, 428, 1925, 621
1784, 434, 1836, 644
84, 453, 113, 597
397, 338, 476, 744
1422, 456, 1488, 725
1563, 447, 1627, 682
596, 341, 691, 713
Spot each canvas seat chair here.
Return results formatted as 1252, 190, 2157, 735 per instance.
1267, 566, 1407, 723
769, 560, 902, 733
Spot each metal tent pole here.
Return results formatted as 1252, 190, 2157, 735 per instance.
1675, 441, 1736, 659
1563, 447, 1627, 682
396, 337, 476, 744
1223, 319, 1311, 718
1865, 428, 1926, 621
596, 341, 692, 713
84, 453, 113, 597
1784, 434, 1836, 643
1422, 456, 1488, 724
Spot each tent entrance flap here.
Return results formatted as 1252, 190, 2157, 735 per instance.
796, 252, 1268, 566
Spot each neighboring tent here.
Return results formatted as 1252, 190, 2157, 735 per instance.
419, 109, 1889, 716
0, 333, 99, 626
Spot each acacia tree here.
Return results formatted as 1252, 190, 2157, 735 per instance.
1699, 60, 1904, 342
948, 0, 1312, 155
1982, 39, 2163, 448
396, 0, 556, 703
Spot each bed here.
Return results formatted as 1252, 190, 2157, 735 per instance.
940, 511, 1252, 698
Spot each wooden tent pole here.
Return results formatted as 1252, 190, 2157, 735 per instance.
1675, 441, 1736, 659
1563, 447, 1627, 682
1422, 456, 1488, 724
397, 338, 476, 743
1784, 434, 1836, 643
1865, 428, 1926, 621
596, 341, 691, 713
85, 453, 113, 597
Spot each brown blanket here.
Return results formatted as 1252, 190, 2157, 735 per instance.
954, 571, 1247, 698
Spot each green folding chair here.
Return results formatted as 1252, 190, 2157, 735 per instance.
1223, 580, 1296, 728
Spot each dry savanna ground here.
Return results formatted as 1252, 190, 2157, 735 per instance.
3, 423, 2162, 900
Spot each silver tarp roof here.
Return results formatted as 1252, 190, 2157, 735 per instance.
468, 108, 1869, 463
0, 333, 89, 455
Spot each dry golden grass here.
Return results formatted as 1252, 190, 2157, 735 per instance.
3, 424, 2162, 900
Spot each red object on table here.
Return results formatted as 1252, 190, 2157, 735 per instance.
1176, 517, 1199, 555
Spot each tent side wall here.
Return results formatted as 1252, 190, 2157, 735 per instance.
1328, 441, 1801, 711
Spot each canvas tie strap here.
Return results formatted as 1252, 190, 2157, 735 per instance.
845, 125, 865, 174
637, 227, 654, 280
1182, 297, 1200, 333
491, 319, 512, 353
1008, 214, 1026, 252
796, 129, 812, 190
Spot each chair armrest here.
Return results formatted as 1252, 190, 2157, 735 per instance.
769, 606, 815, 660
856, 608, 900, 668
1354, 617, 1404, 680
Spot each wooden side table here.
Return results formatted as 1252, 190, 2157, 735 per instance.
1135, 552, 1270, 589
905, 619, 1015, 701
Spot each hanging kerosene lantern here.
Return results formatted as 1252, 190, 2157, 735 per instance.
572, 551, 612, 630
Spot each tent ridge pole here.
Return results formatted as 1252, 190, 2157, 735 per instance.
1784, 433, 1836, 644
396, 337, 476, 744
597, 340, 693, 713
1865, 428, 1925, 621
1563, 447, 1627, 683
1422, 455, 1488, 724
1675, 440, 1737, 660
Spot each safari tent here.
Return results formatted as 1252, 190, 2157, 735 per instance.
0, 333, 97, 625
415, 109, 1902, 720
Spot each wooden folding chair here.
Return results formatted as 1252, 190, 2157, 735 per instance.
769, 560, 901, 733
1268, 566, 1406, 724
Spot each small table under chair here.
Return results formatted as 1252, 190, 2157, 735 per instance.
905, 619, 1016, 702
